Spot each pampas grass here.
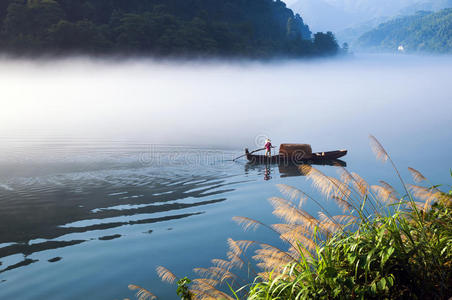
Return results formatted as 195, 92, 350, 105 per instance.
369, 134, 389, 163
156, 266, 177, 284
128, 285, 156, 300
129, 136, 451, 299
408, 167, 427, 183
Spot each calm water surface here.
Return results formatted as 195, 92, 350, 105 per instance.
0, 140, 450, 300
0, 54, 451, 299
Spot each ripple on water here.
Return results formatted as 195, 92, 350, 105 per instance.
0, 145, 240, 283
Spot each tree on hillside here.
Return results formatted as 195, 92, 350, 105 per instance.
48, 20, 111, 52
314, 31, 339, 54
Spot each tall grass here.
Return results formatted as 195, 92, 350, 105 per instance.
128, 136, 452, 299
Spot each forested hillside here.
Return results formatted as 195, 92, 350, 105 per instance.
400, 0, 452, 15
0, 0, 339, 57
357, 8, 452, 53
289, 0, 417, 32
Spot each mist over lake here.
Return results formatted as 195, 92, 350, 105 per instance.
1, 54, 451, 148
0, 54, 451, 299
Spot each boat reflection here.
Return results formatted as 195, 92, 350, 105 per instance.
244, 159, 346, 180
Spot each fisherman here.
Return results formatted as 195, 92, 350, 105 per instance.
264, 138, 273, 157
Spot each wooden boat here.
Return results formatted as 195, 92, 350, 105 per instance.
245, 143, 347, 165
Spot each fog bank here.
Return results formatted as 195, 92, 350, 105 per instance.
0, 54, 451, 153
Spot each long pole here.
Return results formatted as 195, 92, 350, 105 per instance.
232, 148, 265, 161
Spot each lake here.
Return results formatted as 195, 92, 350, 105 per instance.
0, 54, 451, 299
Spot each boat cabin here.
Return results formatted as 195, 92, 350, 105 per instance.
279, 144, 312, 160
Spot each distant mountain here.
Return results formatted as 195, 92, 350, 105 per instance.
0, 0, 340, 58
290, 0, 358, 32
356, 8, 452, 53
288, 0, 414, 32
400, 0, 452, 14
336, 0, 452, 45
289, 0, 452, 44
335, 17, 389, 47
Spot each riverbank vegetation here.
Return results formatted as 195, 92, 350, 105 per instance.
0, 0, 339, 58
129, 136, 452, 299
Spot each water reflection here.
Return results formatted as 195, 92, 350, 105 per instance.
279, 164, 307, 178
264, 166, 272, 181
244, 159, 347, 180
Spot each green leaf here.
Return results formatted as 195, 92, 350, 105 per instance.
381, 247, 395, 268
325, 267, 337, 278
371, 282, 377, 294
377, 277, 386, 291
386, 275, 394, 287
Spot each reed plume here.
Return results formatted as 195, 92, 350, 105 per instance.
369, 135, 411, 201
189, 289, 216, 300
190, 279, 234, 300
272, 204, 319, 234
408, 167, 427, 183
269, 197, 308, 224
338, 166, 354, 185
211, 259, 233, 271
156, 266, 177, 284
303, 167, 336, 199
128, 285, 156, 300
271, 223, 299, 235
351, 172, 369, 197
194, 266, 236, 282
232, 216, 263, 232
379, 180, 398, 197
276, 184, 307, 207
369, 134, 389, 163
279, 226, 317, 250
371, 184, 399, 203
226, 251, 245, 270
408, 184, 440, 212
253, 248, 293, 273
332, 195, 353, 213
227, 239, 254, 256
336, 166, 377, 212
319, 213, 357, 225
305, 166, 356, 213
192, 278, 219, 288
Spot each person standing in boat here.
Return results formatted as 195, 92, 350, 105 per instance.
264, 139, 273, 157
